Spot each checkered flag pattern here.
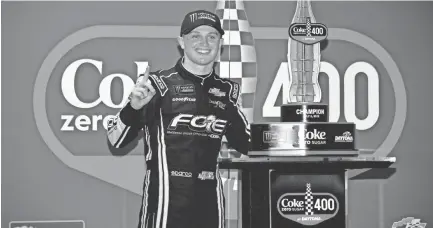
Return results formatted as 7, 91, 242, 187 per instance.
215, 0, 257, 123
305, 183, 314, 215
306, 17, 312, 36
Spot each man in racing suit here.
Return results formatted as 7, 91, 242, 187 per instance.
106, 10, 250, 228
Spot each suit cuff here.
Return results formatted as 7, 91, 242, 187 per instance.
119, 102, 142, 127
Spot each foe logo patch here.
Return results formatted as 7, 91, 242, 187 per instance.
168, 114, 227, 135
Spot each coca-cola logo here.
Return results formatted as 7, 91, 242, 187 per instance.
280, 197, 304, 210
303, 129, 326, 140
292, 128, 327, 146
60, 59, 147, 132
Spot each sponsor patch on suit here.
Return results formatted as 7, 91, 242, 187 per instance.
174, 84, 195, 95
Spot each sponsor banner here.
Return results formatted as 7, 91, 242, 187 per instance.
270, 171, 345, 227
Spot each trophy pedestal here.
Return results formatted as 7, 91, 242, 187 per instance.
218, 156, 395, 228
226, 98, 395, 228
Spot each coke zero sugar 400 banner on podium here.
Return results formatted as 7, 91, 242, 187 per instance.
270, 172, 345, 228
2, 1, 433, 228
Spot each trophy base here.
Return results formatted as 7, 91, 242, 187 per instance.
248, 149, 359, 157
251, 122, 356, 152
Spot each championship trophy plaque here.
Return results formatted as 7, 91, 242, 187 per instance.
249, 0, 357, 156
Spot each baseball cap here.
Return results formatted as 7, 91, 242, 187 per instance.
180, 10, 225, 36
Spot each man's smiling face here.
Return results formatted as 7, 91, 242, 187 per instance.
179, 25, 223, 66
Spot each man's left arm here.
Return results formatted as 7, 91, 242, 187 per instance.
224, 83, 251, 156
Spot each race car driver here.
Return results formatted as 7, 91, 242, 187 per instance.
106, 9, 250, 228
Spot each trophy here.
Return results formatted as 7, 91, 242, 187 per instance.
249, 0, 358, 156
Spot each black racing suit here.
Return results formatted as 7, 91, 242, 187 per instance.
106, 59, 250, 228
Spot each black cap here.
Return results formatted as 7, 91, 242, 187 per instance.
180, 10, 225, 36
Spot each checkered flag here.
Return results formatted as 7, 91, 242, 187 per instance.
306, 17, 312, 36
215, 0, 257, 123
305, 183, 314, 215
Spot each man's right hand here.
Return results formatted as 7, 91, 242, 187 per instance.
129, 66, 156, 110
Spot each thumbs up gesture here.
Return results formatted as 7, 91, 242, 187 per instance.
130, 66, 156, 110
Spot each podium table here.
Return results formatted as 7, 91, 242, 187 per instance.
218, 155, 395, 228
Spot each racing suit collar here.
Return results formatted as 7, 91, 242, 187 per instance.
176, 57, 214, 85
